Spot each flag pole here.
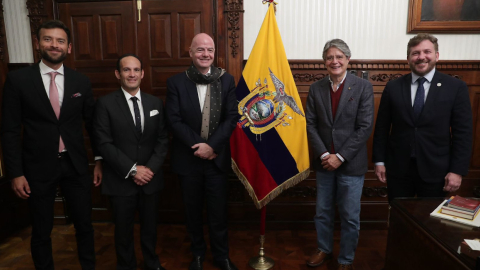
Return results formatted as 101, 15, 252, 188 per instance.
248, 206, 274, 269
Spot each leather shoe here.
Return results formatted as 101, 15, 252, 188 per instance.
306, 249, 332, 267
337, 263, 354, 270
213, 258, 238, 270
145, 267, 166, 270
189, 256, 204, 270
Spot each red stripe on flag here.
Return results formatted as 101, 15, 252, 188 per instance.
230, 127, 278, 200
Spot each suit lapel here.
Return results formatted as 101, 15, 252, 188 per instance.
60, 67, 75, 120
319, 79, 333, 124
31, 64, 57, 120
141, 92, 152, 137
185, 76, 203, 123
333, 74, 355, 123
115, 89, 141, 140
401, 73, 415, 124
419, 71, 442, 123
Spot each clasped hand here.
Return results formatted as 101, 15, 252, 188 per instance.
132, 166, 154, 186
192, 143, 217, 160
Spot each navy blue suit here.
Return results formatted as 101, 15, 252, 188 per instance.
373, 70, 472, 199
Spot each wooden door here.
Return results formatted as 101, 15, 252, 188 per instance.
58, 1, 135, 97
136, 0, 214, 98
135, 0, 215, 222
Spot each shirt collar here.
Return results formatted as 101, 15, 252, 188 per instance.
39, 59, 64, 75
411, 68, 435, 84
328, 72, 347, 89
121, 88, 141, 102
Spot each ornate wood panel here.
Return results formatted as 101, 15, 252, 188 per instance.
136, 0, 214, 99
58, 1, 135, 98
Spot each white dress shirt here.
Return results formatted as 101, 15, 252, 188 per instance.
122, 88, 145, 132
39, 60, 66, 151
39, 60, 66, 108
196, 67, 211, 112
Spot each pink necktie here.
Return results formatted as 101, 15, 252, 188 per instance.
49, 72, 65, 152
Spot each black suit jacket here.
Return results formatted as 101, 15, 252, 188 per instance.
94, 89, 168, 196
165, 71, 237, 175
372, 70, 473, 182
1, 63, 95, 181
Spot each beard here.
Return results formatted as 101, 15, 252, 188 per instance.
409, 59, 436, 76
39, 48, 67, 65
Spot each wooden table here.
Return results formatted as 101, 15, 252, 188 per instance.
385, 198, 479, 270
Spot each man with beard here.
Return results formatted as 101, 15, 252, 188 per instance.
372, 33, 473, 202
165, 33, 238, 270
1, 20, 100, 269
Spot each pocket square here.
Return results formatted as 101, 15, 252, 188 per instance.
71, 92, 82, 98
150, 110, 159, 117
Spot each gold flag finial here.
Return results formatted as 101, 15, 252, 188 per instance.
262, 0, 277, 13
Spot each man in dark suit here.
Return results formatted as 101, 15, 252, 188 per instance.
93, 54, 168, 270
306, 39, 374, 270
0, 20, 99, 270
165, 33, 238, 270
372, 33, 473, 202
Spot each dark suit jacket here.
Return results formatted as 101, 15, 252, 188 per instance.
1, 63, 95, 181
94, 89, 168, 196
372, 70, 473, 182
306, 73, 374, 176
165, 71, 237, 175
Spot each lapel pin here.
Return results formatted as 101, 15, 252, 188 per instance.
437, 83, 441, 87
348, 87, 351, 90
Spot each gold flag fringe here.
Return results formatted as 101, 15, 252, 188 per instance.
231, 158, 310, 209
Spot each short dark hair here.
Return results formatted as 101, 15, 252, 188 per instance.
407, 33, 438, 56
116, 54, 143, 71
36, 20, 71, 44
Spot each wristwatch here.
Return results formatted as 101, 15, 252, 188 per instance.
129, 165, 137, 178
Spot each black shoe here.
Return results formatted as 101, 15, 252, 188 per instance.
189, 256, 204, 270
145, 266, 166, 270
213, 258, 238, 270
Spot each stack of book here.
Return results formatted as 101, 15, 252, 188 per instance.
441, 196, 480, 220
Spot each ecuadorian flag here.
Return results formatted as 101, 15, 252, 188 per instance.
230, 4, 310, 209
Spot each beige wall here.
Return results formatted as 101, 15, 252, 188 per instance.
244, 0, 480, 60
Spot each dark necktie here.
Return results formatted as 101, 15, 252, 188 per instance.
130, 97, 142, 134
413, 77, 426, 119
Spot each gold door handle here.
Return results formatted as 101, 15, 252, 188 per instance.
137, 0, 142, 22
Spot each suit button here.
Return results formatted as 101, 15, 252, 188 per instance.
332, 128, 335, 132
138, 146, 141, 149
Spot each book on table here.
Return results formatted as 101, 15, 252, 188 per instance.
439, 196, 480, 220
430, 197, 480, 227
448, 195, 480, 212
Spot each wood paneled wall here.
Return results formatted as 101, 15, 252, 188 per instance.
1, 1, 479, 238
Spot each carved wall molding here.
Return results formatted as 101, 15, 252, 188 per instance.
370, 73, 404, 82
26, 0, 47, 35
293, 73, 326, 83
225, 0, 243, 58
26, 0, 48, 62
0, 1, 6, 62
289, 60, 480, 71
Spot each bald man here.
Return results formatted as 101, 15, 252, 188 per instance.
165, 33, 238, 270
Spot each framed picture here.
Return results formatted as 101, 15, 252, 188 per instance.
408, 0, 480, 33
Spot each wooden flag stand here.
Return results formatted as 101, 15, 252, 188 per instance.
249, 207, 275, 269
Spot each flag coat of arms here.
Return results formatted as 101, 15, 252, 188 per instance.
230, 4, 310, 209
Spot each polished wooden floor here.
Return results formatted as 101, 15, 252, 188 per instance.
0, 223, 387, 270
